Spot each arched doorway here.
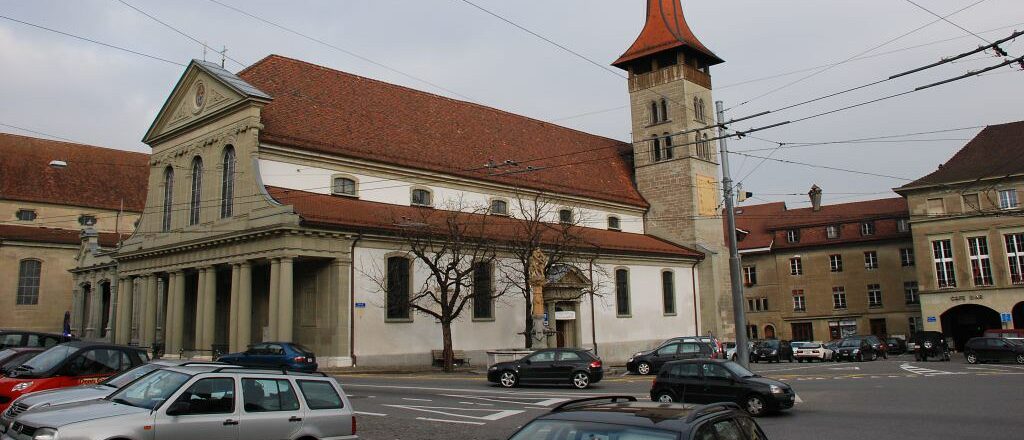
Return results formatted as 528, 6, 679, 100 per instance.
764, 325, 776, 339
940, 304, 1000, 350
1013, 302, 1024, 329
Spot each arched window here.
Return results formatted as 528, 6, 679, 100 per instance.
332, 177, 357, 197
16, 259, 41, 305
693, 97, 700, 121
650, 101, 659, 124
189, 157, 203, 226
558, 208, 574, 225
411, 188, 432, 206
386, 256, 411, 320
652, 137, 662, 162
664, 135, 674, 160
660, 99, 668, 121
220, 146, 235, 218
615, 268, 630, 316
698, 98, 707, 122
472, 261, 494, 320
607, 215, 621, 231
162, 166, 174, 232
662, 270, 676, 315
490, 199, 508, 216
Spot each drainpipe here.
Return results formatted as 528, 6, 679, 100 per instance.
691, 260, 701, 335
349, 234, 362, 367
588, 259, 598, 356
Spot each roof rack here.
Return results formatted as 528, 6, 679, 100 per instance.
684, 402, 742, 423
206, 366, 328, 377
551, 396, 638, 412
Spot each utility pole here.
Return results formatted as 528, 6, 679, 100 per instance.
717, 100, 750, 367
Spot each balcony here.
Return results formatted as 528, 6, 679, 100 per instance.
629, 64, 712, 92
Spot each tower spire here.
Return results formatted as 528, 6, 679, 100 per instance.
613, 0, 723, 69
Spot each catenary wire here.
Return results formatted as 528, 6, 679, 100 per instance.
115, 0, 247, 68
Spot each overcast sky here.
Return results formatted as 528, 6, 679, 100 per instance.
1, 0, 1021, 207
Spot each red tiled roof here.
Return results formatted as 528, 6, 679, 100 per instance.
265, 187, 701, 259
730, 202, 786, 251
0, 224, 125, 247
0, 133, 149, 212
613, 0, 723, 68
899, 121, 1024, 190
237, 55, 647, 208
730, 198, 910, 251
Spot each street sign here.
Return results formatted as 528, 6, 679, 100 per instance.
927, 316, 937, 323
1001, 313, 1012, 323
355, 302, 366, 308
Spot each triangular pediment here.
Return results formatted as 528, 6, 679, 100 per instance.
143, 60, 271, 145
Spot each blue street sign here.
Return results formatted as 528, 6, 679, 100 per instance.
355, 302, 366, 308
1001, 313, 1013, 323
927, 316, 937, 323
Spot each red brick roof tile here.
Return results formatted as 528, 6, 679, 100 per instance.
613, 0, 723, 68
0, 224, 125, 247
899, 121, 1024, 190
0, 133, 149, 212
730, 198, 909, 251
266, 186, 701, 259
237, 55, 647, 208
730, 202, 786, 251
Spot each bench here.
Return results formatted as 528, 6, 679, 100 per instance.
431, 350, 470, 367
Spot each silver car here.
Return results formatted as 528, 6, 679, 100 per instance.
1, 366, 357, 440
0, 360, 228, 429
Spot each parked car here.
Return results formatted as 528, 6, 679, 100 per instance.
0, 349, 43, 376
793, 341, 832, 362
0, 360, 231, 430
983, 329, 1024, 345
0, 341, 148, 413
650, 359, 796, 417
964, 337, 1024, 364
627, 341, 713, 375
0, 365, 357, 440
863, 335, 889, 359
0, 331, 69, 351
649, 336, 725, 359
834, 337, 877, 362
886, 337, 908, 355
912, 331, 951, 362
750, 340, 793, 363
488, 348, 603, 389
217, 342, 318, 372
506, 396, 770, 440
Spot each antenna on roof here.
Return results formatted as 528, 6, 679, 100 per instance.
220, 46, 228, 68
202, 42, 208, 62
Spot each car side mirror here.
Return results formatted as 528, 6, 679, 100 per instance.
166, 401, 191, 416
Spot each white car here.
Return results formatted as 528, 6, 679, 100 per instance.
793, 341, 832, 362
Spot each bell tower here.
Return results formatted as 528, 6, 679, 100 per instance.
613, 0, 734, 338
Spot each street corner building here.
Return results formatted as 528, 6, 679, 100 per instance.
60, 0, 743, 367
895, 121, 1024, 350
0, 133, 147, 336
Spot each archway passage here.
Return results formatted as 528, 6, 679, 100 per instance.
764, 325, 776, 340
941, 304, 1001, 351
1013, 302, 1024, 329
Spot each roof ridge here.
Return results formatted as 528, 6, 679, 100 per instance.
0, 132, 149, 158
246, 54, 632, 148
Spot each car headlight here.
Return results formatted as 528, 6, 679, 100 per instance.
488, 366, 497, 371
924, 342, 933, 349
770, 350, 778, 355
11, 382, 33, 392
853, 349, 860, 353
34, 427, 58, 440
770, 385, 784, 394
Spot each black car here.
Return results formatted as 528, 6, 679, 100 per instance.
886, 337, 908, 355
488, 348, 603, 389
506, 396, 770, 440
650, 359, 795, 417
0, 348, 44, 376
750, 340, 793, 363
834, 336, 887, 361
964, 337, 1024, 364
912, 331, 950, 362
627, 341, 713, 375
0, 331, 69, 350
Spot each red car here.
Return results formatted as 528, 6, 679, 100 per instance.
0, 341, 148, 413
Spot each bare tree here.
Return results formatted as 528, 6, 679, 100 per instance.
363, 201, 511, 372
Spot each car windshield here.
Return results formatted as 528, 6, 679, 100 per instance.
10, 345, 77, 377
0, 349, 16, 361
759, 340, 779, 348
102, 363, 162, 388
722, 361, 757, 378
840, 339, 862, 347
509, 419, 679, 440
107, 369, 190, 410
795, 343, 820, 349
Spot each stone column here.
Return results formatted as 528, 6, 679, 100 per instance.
331, 259, 351, 360
89, 282, 102, 339
143, 275, 158, 348
105, 281, 117, 342
268, 258, 281, 341
70, 286, 82, 337
170, 271, 186, 357
237, 261, 253, 349
118, 277, 135, 344
202, 266, 216, 354
155, 276, 167, 346
278, 257, 294, 342
164, 273, 178, 355
228, 264, 241, 352
195, 268, 207, 354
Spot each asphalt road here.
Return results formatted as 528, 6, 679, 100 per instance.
334, 354, 1024, 440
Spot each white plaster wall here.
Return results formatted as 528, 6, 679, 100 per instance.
258, 159, 645, 233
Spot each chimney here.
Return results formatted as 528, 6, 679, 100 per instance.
81, 224, 99, 255
808, 185, 823, 212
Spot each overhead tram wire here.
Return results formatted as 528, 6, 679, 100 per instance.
204, 0, 476, 102
0, 122, 80, 143
0, 15, 185, 67
115, 0, 248, 68
905, 0, 998, 47
725, 0, 990, 111
734, 126, 986, 152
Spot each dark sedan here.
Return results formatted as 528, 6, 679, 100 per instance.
488, 348, 603, 389
217, 342, 318, 372
886, 337, 908, 355
750, 340, 793, 363
650, 359, 796, 417
964, 337, 1024, 364
834, 337, 879, 362
627, 341, 713, 375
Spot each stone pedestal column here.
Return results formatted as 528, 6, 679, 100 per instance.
195, 268, 207, 354
142, 275, 158, 348
531, 282, 548, 349
105, 282, 117, 342
118, 277, 134, 344
165, 272, 183, 356
70, 287, 83, 336
268, 258, 281, 341
88, 283, 102, 339
278, 257, 294, 342
202, 267, 216, 353
237, 262, 252, 350
228, 264, 241, 352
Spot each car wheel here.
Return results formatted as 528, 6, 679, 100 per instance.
654, 390, 676, 403
966, 352, 979, 364
499, 371, 518, 388
745, 394, 768, 417
637, 362, 652, 375
572, 372, 591, 389
1017, 354, 1024, 365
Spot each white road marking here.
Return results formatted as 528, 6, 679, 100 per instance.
416, 417, 485, 425
900, 363, 966, 376
402, 398, 433, 402
383, 404, 524, 421
459, 401, 495, 406
794, 395, 803, 404
828, 366, 860, 371
345, 383, 644, 397
354, 411, 388, 417
442, 394, 570, 407
756, 363, 842, 373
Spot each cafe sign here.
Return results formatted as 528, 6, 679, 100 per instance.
950, 294, 983, 302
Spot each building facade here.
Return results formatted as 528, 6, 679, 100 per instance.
733, 197, 922, 342
0, 133, 146, 335
896, 121, 1024, 350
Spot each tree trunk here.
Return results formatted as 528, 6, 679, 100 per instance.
441, 321, 455, 373
524, 297, 533, 349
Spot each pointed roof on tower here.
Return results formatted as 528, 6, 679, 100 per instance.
613, 0, 723, 68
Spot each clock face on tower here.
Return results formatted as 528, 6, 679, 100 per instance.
193, 82, 206, 113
